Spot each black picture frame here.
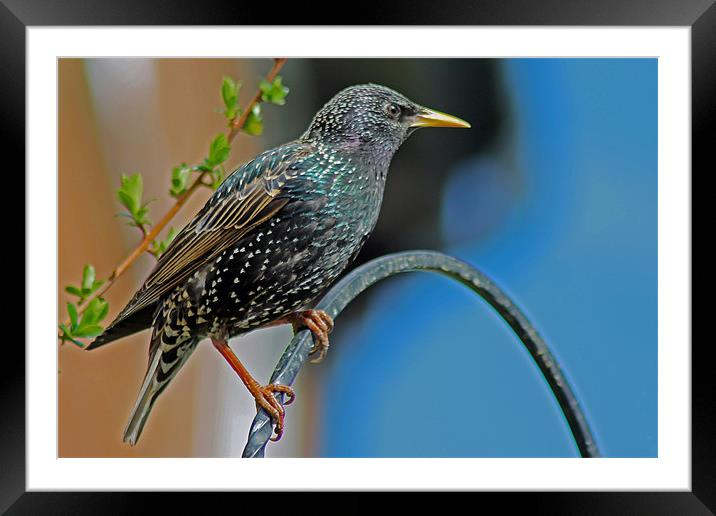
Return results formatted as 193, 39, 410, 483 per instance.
7, 0, 707, 512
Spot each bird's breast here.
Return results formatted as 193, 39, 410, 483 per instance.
191, 174, 384, 338
153, 144, 391, 342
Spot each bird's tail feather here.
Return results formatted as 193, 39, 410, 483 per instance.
123, 350, 162, 446
123, 333, 199, 446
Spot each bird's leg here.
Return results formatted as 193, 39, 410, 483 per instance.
289, 310, 334, 364
211, 338, 295, 442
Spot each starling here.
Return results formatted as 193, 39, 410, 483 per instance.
88, 84, 470, 445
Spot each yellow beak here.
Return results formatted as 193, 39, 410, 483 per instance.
411, 107, 471, 129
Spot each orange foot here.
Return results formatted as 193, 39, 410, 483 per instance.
253, 383, 296, 442
290, 309, 334, 364
212, 337, 296, 442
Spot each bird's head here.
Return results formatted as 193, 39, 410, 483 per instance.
302, 84, 470, 166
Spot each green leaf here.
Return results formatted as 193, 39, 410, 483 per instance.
221, 77, 237, 107
206, 134, 231, 167
221, 77, 242, 120
259, 76, 289, 106
65, 285, 82, 297
67, 302, 78, 330
81, 264, 96, 291
81, 298, 109, 326
58, 323, 72, 337
58, 324, 86, 347
80, 305, 97, 327
116, 173, 152, 230
116, 173, 144, 216
74, 324, 104, 338
170, 163, 192, 198
242, 104, 263, 136
210, 166, 225, 190
68, 337, 86, 348
134, 203, 153, 228
96, 298, 109, 323
116, 190, 135, 214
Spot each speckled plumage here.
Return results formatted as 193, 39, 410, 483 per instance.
150, 140, 381, 385
88, 83, 469, 445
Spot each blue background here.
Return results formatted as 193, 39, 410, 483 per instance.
318, 59, 657, 457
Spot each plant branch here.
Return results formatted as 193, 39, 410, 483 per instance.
228, 58, 286, 141
62, 58, 287, 327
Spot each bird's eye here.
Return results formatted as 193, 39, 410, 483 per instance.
385, 103, 401, 120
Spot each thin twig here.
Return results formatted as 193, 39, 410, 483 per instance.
242, 250, 600, 459
228, 58, 287, 141
62, 58, 287, 329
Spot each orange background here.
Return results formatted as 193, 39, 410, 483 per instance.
58, 58, 315, 457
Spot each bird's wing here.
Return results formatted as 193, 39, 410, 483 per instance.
111, 144, 312, 326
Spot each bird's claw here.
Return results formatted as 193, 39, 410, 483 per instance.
253, 383, 296, 442
293, 309, 333, 364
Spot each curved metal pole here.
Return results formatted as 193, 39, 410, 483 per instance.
242, 250, 600, 458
